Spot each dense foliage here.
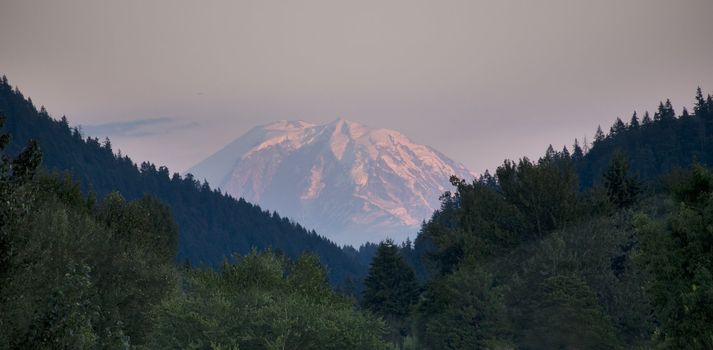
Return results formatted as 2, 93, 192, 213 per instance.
0, 114, 177, 347
637, 165, 713, 348
148, 251, 387, 350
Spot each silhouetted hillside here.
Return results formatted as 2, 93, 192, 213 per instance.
576, 90, 713, 187
0, 75, 365, 284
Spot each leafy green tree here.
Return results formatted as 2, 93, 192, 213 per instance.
147, 250, 388, 350
420, 176, 528, 275
415, 259, 512, 350
496, 153, 578, 237
0, 125, 177, 348
520, 275, 621, 350
637, 165, 713, 349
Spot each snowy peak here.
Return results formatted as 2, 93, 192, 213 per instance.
261, 119, 316, 131
189, 119, 474, 245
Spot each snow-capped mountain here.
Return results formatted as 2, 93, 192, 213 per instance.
189, 118, 474, 246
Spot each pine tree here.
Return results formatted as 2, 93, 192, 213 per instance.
642, 111, 652, 125
610, 118, 626, 135
629, 111, 640, 129
562, 146, 570, 159
654, 102, 665, 122
603, 151, 641, 208
594, 126, 605, 143
545, 144, 556, 160
655, 99, 675, 121
363, 239, 419, 340
572, 139, 584, 161
694, 87, 705, 115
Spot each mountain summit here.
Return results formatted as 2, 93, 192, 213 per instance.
189, 119, 474, 245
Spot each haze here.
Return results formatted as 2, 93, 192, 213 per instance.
1, 0, 712, 175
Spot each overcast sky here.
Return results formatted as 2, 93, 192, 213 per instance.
2, 0, 713, 175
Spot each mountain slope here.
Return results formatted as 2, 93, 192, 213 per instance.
190, 119, 474, 245
0, 76, 365, 284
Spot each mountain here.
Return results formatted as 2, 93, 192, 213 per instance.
0, 75, 365, 285
190, 118, 474, 245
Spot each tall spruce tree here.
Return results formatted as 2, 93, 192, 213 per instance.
594, 125, 606, 143
603, 151, 641, 208
642, 111, 652, 125
694, 87, 706, 115
363, 239, 419, 341
610, 118, 626, 135
629, 111, 640, 129
572, 139, 584, 161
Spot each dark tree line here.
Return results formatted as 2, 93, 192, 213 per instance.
576, 88, 713, 187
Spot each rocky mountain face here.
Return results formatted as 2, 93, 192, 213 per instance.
189, 119, 474, 245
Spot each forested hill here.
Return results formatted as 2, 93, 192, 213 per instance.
398, 88, 713, 348
0, 75, 364, 284
575, 89, 713, 187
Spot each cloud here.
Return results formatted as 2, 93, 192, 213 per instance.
81, 117, 199, 138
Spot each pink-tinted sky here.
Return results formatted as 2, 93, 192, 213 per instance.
2, 0, 713, 174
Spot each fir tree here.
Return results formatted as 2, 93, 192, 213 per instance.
694, 86, 705, 115
545, 144, 556, 160
594, 126, 605, 143
603, 151, 641, 208
642, 111, 652, 125
363, 239, 419, 341
629, 111, 640, 129
610, 118, 626, 135
562, 146, 571, 159
572, 139, 584, 161
656, 99, 676, 121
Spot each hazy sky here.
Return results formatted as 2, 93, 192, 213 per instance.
2, 0, 713, 175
